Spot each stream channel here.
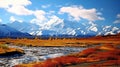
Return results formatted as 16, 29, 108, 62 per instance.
0, 44, 86, 67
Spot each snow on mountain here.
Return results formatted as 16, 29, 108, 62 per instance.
7, 20, 120, 36
7, 21, 40, 34
0, 24, 30, 38
97, 25, 120, 35
7, 20, 85, 36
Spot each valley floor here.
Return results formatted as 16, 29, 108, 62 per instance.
0, 34, 120, 67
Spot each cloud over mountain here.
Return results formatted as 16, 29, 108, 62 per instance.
0, 0, 120, 36
114, 14, 120, 23
59, 6, 104, 21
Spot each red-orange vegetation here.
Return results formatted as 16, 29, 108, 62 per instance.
99, 44, 117, 50
90, 60, 120, 67
33, 60, 60, 67
14, 44, 120, 67
102, 60, 120, 66
14, 56, 85, 67
40, 56, 82, 67
53, 56, 80, 65
79, 48, 98, 57
87, 50, 120, 62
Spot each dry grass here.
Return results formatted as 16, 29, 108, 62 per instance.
14, 44, 120, 67
1, 33, 120, 67
0, 36, 120, 47
0, 44, 24, 55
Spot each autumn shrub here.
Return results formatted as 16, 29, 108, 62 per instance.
90, 60, 120, 67
33, 59, 62, 67
14, 43, 120, 67
102, 60, 120, 66
14, 65, 23, 67
79, 48, 98, 57
49, 56, 84, 66
33, 47, 120, 67
44, 61, 61, 67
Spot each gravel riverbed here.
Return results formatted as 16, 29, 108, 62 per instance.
0, 44, 86, 67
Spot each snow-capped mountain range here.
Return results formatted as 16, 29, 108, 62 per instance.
0, 24, 31, 38
6, 20, 120, 36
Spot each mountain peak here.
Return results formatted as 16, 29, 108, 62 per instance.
6, 20, 120, 37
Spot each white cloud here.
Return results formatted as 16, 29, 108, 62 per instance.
30, 10, 47, 25
117, 14, 120, 18
0, 18, 2, 23
9, 16, 23, 22
114, 14, 120, 23
44, 15, 64, 29
48, 11, 55, 15
41, 5, 51, 8
0, 0, 31, 8
31, 10, 64, 30
114, 20, 120, 23
0, 0, 33, 15
30, 14, 64, 35
7, 6, 33, 15
59, 6, 104, 21
34, 10, 46, 21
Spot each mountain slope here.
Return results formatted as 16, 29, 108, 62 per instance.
7, 21, 40, 35
0, 24, 31, 38
7, 21, 120, 36
7, 21, 96, 36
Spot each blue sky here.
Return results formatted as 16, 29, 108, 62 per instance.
0, 0, 120, 35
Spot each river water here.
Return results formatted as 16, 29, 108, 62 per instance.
0, 44, 86, 67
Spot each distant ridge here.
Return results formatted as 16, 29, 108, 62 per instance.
0, 24, 31, 38
7, 21, 120, 36
88, 33, 120, 40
